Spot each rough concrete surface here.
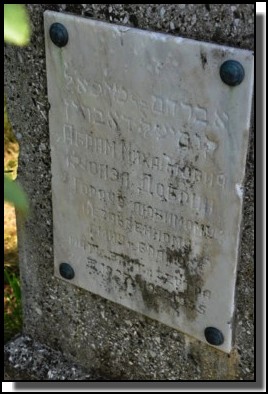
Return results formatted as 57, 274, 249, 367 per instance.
4, 4, 254, 380
4, 334, 104, 380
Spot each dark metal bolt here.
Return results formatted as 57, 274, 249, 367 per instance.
204, 327, 224, 346
220, 60, 244, 86
49, 23, 68, 47
59, 262, 75, 280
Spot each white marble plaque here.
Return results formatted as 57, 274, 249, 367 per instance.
44, 11, 253, 352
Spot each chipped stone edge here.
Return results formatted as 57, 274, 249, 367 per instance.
4, 334, 105, 381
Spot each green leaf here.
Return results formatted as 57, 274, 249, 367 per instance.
4, 268, 11, 286
4, 175, 29, 213
4, 269, 21, 300
10, 275, 21, 301
4, 4, 31, 46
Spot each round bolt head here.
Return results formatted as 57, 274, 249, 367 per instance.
49, 23, 68, 47
59, 262, 75, 280
220, 60, 245, 86
204, 327, 224, 346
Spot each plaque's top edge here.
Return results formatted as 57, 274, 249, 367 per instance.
44, 10, 254, 57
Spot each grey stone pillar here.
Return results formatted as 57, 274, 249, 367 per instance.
4, 4, 254, 380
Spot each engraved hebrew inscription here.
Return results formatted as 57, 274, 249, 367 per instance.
45, 11, 254, 352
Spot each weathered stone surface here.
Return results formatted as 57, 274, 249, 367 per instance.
45, 12, 253, 353
4, 4, 254, 380
4, 334, 103, 380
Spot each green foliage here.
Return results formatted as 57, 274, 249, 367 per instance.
4, 268, 21, 300
4, 4, 31, 46
4, 267, 22, 343
4, 5, 31, 213
4, 175, 29, 214
4, 4, 30, 344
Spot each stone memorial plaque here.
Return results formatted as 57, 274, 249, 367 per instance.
44, 11, 253, 352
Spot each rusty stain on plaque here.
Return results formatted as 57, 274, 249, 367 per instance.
44, 11, 254, 352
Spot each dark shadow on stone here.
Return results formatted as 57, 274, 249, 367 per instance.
254, 12, 265, 391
